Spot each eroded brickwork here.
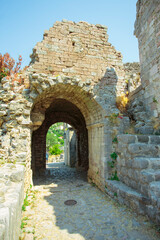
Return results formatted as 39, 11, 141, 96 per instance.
30, 20, 125, 95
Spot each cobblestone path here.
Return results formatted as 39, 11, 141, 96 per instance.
20, 163, 160, 240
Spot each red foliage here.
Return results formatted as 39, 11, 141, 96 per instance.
0, 53, 22, 80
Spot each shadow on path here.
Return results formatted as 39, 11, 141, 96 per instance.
29, 163, 160, 240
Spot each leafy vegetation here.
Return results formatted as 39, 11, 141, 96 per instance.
0, 53, 22, 82
108, 152, 117, 168
46, 123, 65, 155
21, 219, 27, 229
108, 152, 119, 181
108, 160, 115, 168
110, 170, 120, 181
22, 193, 29, 211
116, 93, 129, 113
112, 137, 118, 143
110, 152, 118, 160
153, 97, 158, 103
49, 144, 63, 155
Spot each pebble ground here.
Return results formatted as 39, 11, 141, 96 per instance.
20, 163, 160, 240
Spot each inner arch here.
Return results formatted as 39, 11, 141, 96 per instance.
31, 99, 88, 176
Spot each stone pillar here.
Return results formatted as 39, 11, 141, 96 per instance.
64, 127, 77, 167
31, 124, 46, 176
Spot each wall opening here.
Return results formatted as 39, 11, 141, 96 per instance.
46, 122, 65, 167
31, 98, 89, 178
46, 122, 78, 170
30, 82, 106, 188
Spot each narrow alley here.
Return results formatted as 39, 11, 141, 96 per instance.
20, 163, 160, 240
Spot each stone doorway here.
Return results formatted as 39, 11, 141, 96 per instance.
31, 98, 89, 177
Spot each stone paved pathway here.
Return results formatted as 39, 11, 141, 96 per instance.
20, 163, 160, 240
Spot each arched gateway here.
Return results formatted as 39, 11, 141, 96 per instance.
0, 20, 128, 189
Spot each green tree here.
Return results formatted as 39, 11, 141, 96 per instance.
46, 123, 64, 154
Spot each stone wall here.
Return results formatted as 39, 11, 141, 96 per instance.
30, 20, 125, 95
124, 62, 141, 93
0, 5, 159, 230
0, 78, 32, 190
113, 133, 160, 224
0, 20, 129, 191
134, 0, 160, 117
0, 164, 24, 240
117, 134, 160, 194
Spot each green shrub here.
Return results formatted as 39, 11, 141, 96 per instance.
46, 123, 64, 151
49, 144, 63, 155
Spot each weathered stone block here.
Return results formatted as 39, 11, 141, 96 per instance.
137, 135, 149, 143
128, 143, 159, 157
132, 157, 149, 169
150, 136, 160, 144
118, 134, 136, 144
140, 170, 155, 183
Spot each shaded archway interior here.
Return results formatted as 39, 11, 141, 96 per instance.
31, 98, 88, 176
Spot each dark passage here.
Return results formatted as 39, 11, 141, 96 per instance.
31, 99, 88, 177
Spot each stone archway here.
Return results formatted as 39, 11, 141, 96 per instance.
31, 98, 88, 176
30, 81, 106, 188
0, 20, 127, 190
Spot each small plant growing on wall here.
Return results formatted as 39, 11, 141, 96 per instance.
110, 170, 119, 181
107, 113, 123, 125
116, 93, 129, 113
108, 152, 118, 168
110, 152, 118, 160
112, 137, 118, 143
108, 152, 119, 181
153, 97, 158, 103
22, 193, 29, 211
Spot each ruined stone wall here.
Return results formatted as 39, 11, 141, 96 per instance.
134, 0, 160, 117
0, 164, 24, 240
0, 78, 32, 189
30, 20, 125, 95
0, 20, 129, 191
124, 62, 141, 93
28, 20, 129, 189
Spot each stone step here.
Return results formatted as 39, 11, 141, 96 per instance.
105, 180, 150, 215
148, 181, 160, 205
128, 143, 160, 157
118, 134, 160, 145
140, 169, 160, 184
134, 126, 154, 135
132, 157, 160, 170
105, 180, 160, 224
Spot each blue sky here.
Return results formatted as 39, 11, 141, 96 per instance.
0, 0, 139, 68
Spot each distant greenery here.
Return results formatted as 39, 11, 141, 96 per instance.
46, 123, 64, 155
49, 144, 63, 155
